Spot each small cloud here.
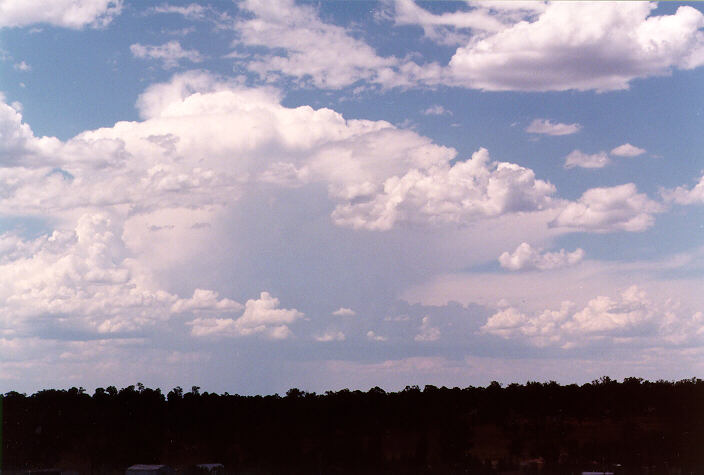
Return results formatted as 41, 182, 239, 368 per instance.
661, 173, 704, 205
366, 330, 387, 342
332, 307, 355, 316
187, 291, 302, 340
526, 119, 581, 136
414, 316, 440, 342
564, 150, 610, 169
130, 41, 203, 69
151, 4, 208, 20
499, 242, 584, 271
422, 105, 452, 116
315, 330, 346, 342
551, 183, 663, 233
610, 143, 646, 157
148, 224, 175, 232
13, 61, 31, 72
384, 314, 410, 322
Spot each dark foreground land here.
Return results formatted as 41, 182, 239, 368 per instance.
1, 377, 703, 474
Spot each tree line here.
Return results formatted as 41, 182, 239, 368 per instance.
2, 377, 703, 473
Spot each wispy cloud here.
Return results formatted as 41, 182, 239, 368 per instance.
130, 41, 203, 69
526, 119, 581, 136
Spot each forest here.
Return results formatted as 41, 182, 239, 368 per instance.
1, 377, 703, 474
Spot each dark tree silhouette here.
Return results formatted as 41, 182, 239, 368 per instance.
1, 378, 703, 474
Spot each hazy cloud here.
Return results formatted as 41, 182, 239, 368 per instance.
332, 307, 356, 316
526, 119, 581, 136
422, 105, 452, 116
414, 316, 441, 342
130, 41, 203, 69
564, 150, 610, 169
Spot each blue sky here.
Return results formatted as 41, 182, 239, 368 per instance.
1, 0, 704, 395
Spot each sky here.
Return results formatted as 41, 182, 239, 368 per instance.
0, 0, 704, 395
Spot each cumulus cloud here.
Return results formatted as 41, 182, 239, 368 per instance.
236, 292, 303, 334
499, 242, 584, 271
332, 307, 355, 316
130, 41, 204, 69
551, 183, 664, 233
446, 2, 704, 92
564, 150, 610, 169
611, 143, 647, 157
0, 213, 238, 335
332, 148, 556, 230
414, 316, 440, 342
315, 330, 345, 342
0, 0, 122, 29
0, 100, 60, 165
232, 1, 704, 93
525, 119, 581, 136
0, 72, 577, 356
0, 72, 558, 238
481, 286, 704, 348
366, 330, 387, 342
170, 288, 242, 314
662, 173, 704, 205
188, 292, 303, 339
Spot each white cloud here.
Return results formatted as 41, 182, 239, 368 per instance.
0, 213, 238, 335
499, 242, 584, 271
13, 60, 30, 71
239, 292, 302, 324
332, 307, 355, 316
611, 143, 647, 157
149, 3, 230, 28
564, 150, 610, 169
315, 330, 345, 342
391, 0, 544, 46
366, 330, 387, 342
481, 285, 704, 349
130, 41, 204, 69
0, 0, 122, 29
233, 1, 704, 93
332, 148, 556, 231
446, 2, 704, 91
422, 105, 452, 116
235, 0, 403, 89
188, 291, 303, 339
2, 72, 559, 234
151, 3, 207, 20
662, 173, 704, 205
0, 100, 61, 166
414, 316, 440, 342
551, 183, 664, 233
525, 119, 581, 136
170, 288, 242, 314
